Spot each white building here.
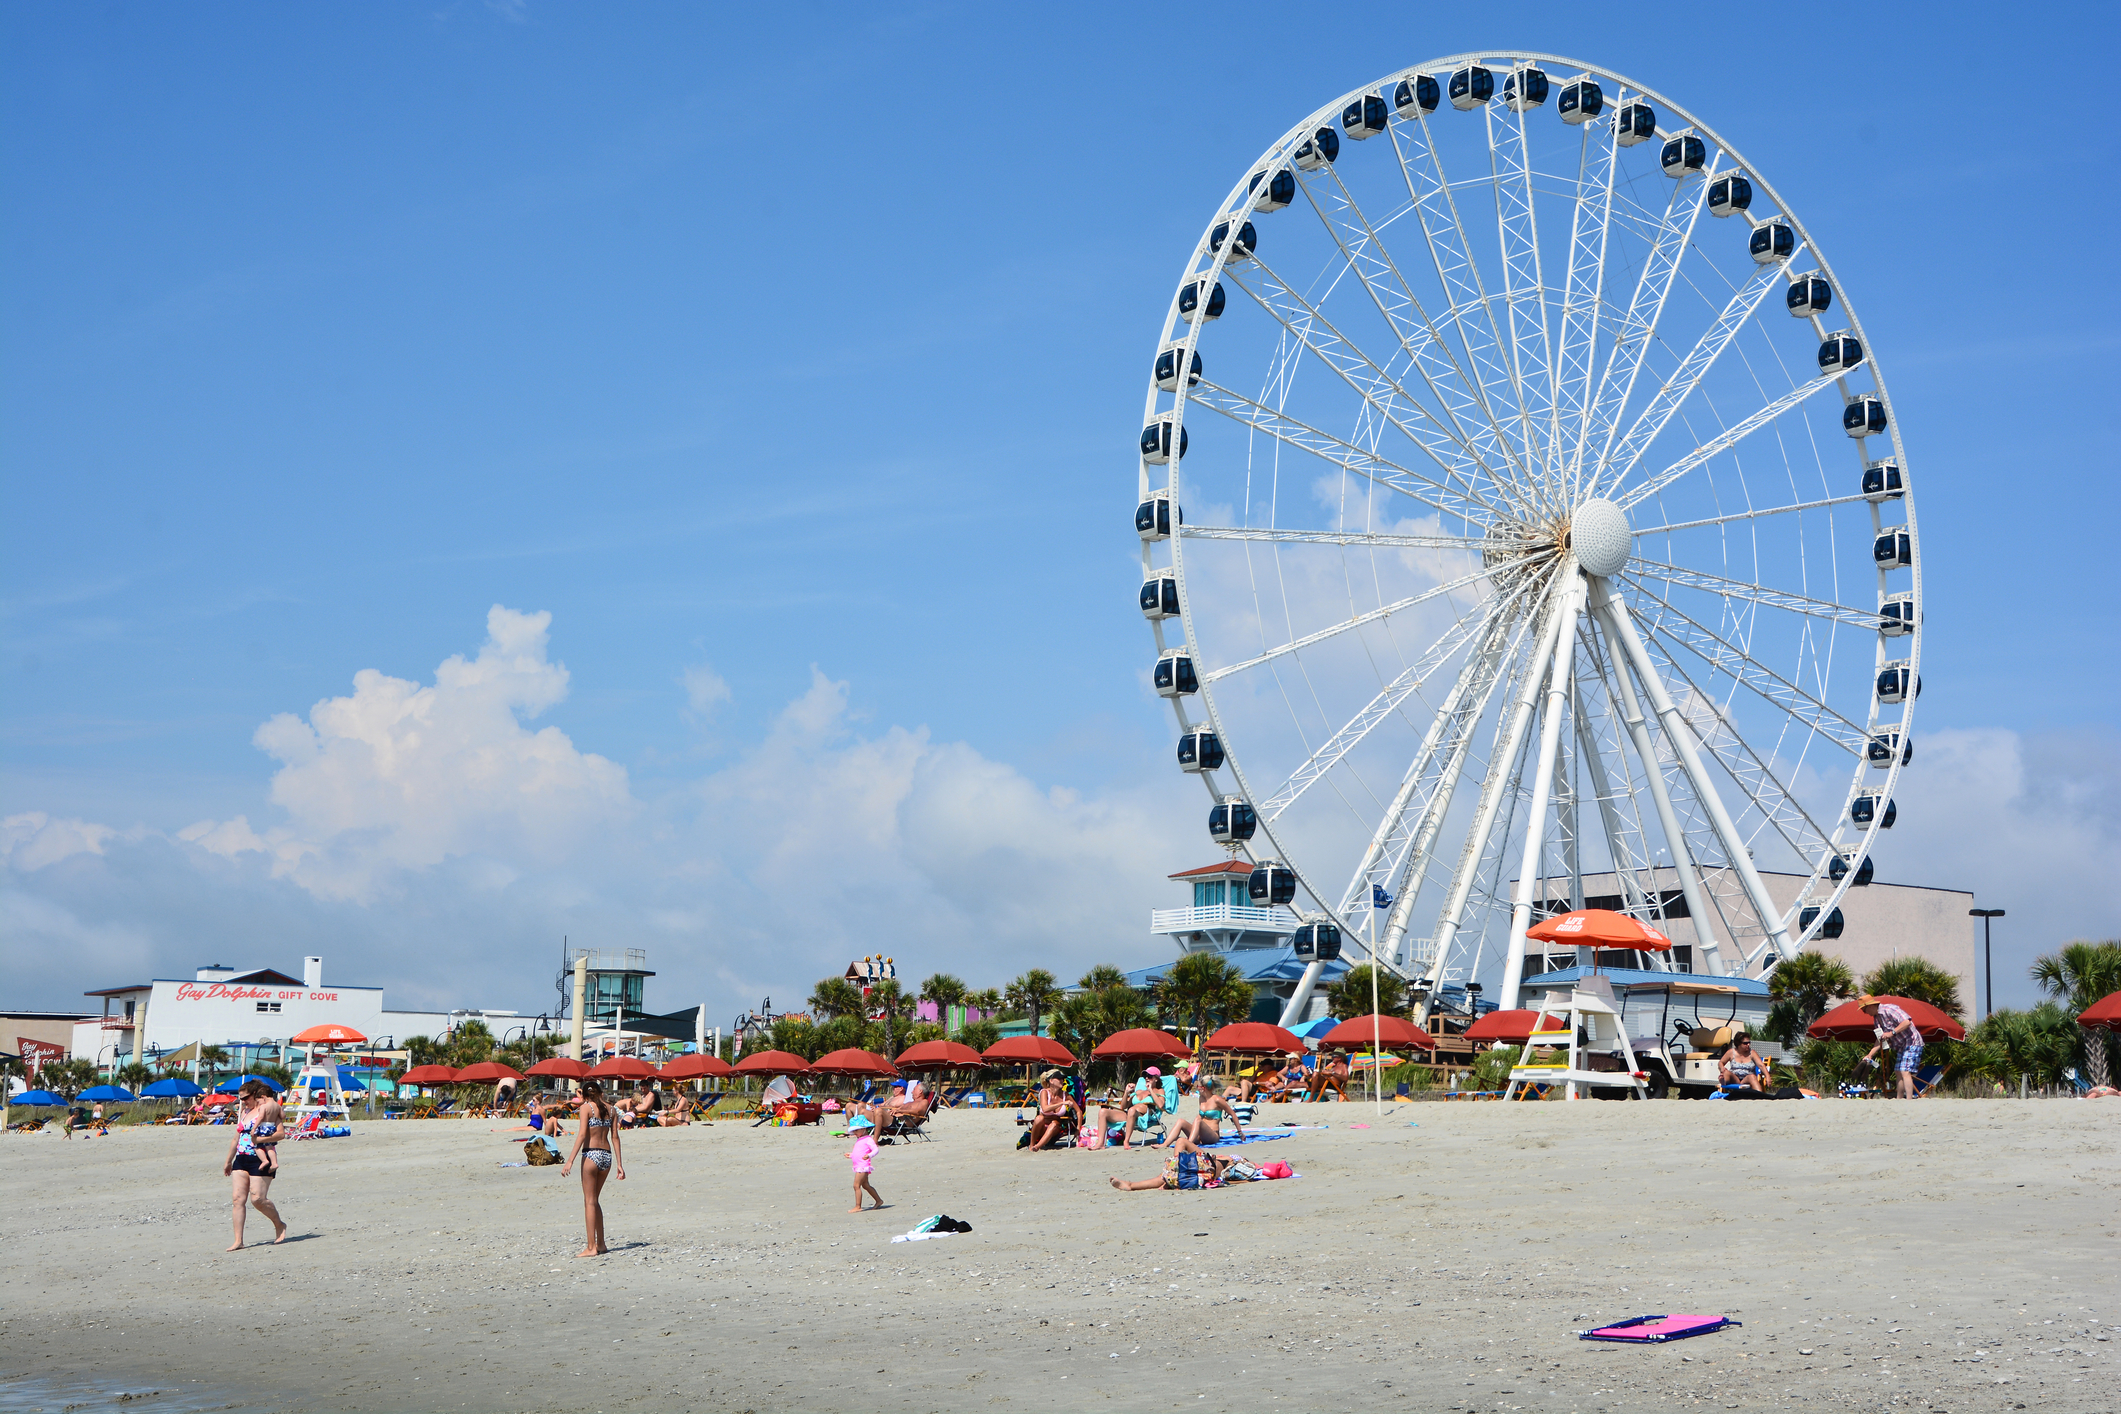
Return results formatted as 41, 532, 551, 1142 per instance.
72, 956, 527, 1066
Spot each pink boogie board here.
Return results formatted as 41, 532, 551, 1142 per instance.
1579, 1314, 1738, 1343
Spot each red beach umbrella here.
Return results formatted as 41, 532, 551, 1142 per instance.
588, 1056, 660, 1080
894, 1040, 987, 1070
1462, 1010, 1545, 1044
1204, 1022, 1305, 1055
400, 1064, 459, 1085
982, 1035, 1077, 1066
526, 1057, 591, 1079
290, 1023, 369, 1044
660, 1054, 733, 1080
1321, 1015, 1436, 1051
809, 1048, 899, 1078
2078, 991, 2121, 1032
731, 1050, 814, 1076
1526, 908, 1672, 950
1807, 996, 1966, 1042
453, 1061, 526, 1084
1091, 1028, 1190, 1061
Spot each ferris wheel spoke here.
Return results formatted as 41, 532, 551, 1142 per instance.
1627, 558, 1877, 630
1190, 376, 1489, 523
1615, 370, 1840, 513
1223, 258, 1509, 514
1634, 491, 1875, 537
1619, 576, 1868, 754
1179, 524, 1484, 551
1622, 621, 1834, 867
1576, 157, 1717, 492
1588, 252, 1796, 500
1205, 561, 1506, 684
1553, 111, 1621, 496
1485, 102, 1558, 499
1383, 112, 1535, 485
1259, 575, 1540, 821
1297, 166, 1528, 505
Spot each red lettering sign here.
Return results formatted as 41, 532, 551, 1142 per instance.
18, 1038, 66, 1075
172, 983, 276, 1003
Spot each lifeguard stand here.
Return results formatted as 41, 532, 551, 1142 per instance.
1503, 984, 1650, 1101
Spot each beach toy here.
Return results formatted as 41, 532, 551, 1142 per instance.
1579, 1314, 1740, 1343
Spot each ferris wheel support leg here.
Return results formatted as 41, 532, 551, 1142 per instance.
1593, 585, 1795, 970
1571, 691, 1670, 972
1419, 576, 1570, 1023
1500, 573, 1588, 1011
1276, 960, 1329, 1030
1590, 601, 1722, 971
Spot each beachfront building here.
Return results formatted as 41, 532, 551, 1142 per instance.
1133, 860, 1347, 1024
1515, 867, 1978, 1005
69, 956, 524, 1070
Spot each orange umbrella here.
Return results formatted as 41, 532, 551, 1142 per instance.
730, 1049, 813, 1076
1807, 996, 1966, 1042
1320, 1015, 1435, 1051
453, 1061, 526, 1084
1462, 1010, 1546, 1043
588, 1056, 660, 1080
1204, 1022, 1305, 1055
1091, 1028, 1190, 1061
982, 1035, 1077, 1066
290, 1023, 369, 1044
660, 1054, 733, 1080
894, 1040, 986, 1070
810, 1048, 899, 1078
2078, 991, 2121, 1032
526, 1057, 591, 1078
1526, 908, 1672, 950
400, 1064, 459, 1085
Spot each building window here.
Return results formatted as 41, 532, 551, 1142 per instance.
1193, 881, 1227, 908
256, 1001, 282, 1013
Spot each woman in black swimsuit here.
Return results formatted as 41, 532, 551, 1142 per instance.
560, 1080, 623, 1257
222, 1080, 287, 1250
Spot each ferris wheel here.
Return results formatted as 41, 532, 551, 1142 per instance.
1135, 51, 1921, 1022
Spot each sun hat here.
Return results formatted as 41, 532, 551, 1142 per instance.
1146, 1066, 1162, 1077
1855, 995, 1883, 1011
850, 1116, 874, 1129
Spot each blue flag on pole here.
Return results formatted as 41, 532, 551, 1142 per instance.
1372, 884, 1392, 909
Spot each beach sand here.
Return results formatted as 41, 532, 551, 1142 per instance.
2, 1099, 2114, 1413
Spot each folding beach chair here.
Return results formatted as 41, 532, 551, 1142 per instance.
883, 1098, 937, 1143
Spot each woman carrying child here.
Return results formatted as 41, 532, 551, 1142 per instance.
222, 1079, 287, 1250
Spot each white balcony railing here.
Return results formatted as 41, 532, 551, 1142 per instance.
1150, 904, 1296, 935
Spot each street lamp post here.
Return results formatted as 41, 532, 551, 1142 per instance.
1969, 908, 2005, 1020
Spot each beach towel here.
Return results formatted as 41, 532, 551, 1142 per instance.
1202, 1130, 1296, 1147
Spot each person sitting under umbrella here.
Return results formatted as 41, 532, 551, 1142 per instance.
1023, 1075, 1076, 1152
1257, 1058, 1306, 1102
1304, 1053, 1350, 1103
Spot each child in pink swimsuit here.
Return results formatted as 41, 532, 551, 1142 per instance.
847, 1116, 883, 1213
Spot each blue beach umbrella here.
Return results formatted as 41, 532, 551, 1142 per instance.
78, 1085, 137, 1103
141, 1077, 206, 1099
1295, 1017, 1341, 1040
10, 1090, 64, 1106
212, 1074, 286, 1094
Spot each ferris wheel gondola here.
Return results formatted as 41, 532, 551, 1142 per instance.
1133, 51, 1922, 1024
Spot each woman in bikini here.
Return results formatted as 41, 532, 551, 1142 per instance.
560, 1080, 624, 1257
222, 1080, 288, 1250
1166, 1076, 1245, 1148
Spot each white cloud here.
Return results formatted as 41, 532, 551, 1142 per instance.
2, 812, 118, 870
183, 605, 632, 901
681, 663, 732, 720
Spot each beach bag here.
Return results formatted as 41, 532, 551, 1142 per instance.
524, 1136, 562, 1165
1169, 1152, 1205, 1190
1226, 1158, 1265, 1181
1257, 1161, 1293, 1180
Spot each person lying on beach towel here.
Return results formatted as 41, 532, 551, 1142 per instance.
1108, 1145, 1234, 1191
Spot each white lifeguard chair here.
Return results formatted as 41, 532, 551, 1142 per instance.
287, 1061, 354, 1119
1503, 986, 1650, 1101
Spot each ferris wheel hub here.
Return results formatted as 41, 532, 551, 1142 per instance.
1565, 498, 1633, 578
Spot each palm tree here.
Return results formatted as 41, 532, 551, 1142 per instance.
808, 976, 865, 1022
1764, 951, 1855, 1045
1078, 964, 1132, 993
445, 1020, 498, 1069
43, 1058, 97, 1099
867, 978, 916, 1056
1860, 957, 1964, 1019
918, 973, 969, 1034
115, 1061, 153, 1092
1325, 965, 1409, 1024
2031, 939, 2121, 1087
968, 988, 1004, 1023
1005, 969, 1060, 1037
1964, 1003, 2081, 1092
1154, 952, 1254, 1045
197, 1044, 230, 1089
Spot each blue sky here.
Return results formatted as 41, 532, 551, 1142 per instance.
4, 2, 2115, 1021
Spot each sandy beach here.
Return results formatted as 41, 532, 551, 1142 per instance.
2, 1099, 2114, 1413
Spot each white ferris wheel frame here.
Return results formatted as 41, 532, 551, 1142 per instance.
1136, 50, 1922, 1017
